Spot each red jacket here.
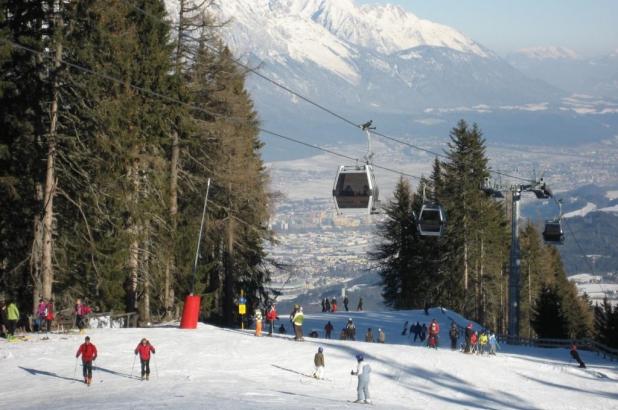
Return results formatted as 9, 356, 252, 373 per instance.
135, 343, 155, 360
76, 343, 98, 362
430, 322, 440, 336
266, 308, 278, 321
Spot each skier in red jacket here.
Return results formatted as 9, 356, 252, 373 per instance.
76, 336, 98, 385
266, 304, 278, 336
135, 338, 156, 380
427, 319, 440, 349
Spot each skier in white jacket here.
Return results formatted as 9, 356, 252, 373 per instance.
351, 354, 372, 404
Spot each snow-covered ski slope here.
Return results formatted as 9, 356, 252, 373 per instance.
1, 309, 616, 409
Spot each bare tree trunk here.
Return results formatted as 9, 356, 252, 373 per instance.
463, 240, 468, 314
31, 186, 43, 314
141, 226, 151, 323
479, 236, 485, 324
164, 130, 179, 318
127, 160, 140, 313
41, 0, 63, 301
223, 217, 235, 326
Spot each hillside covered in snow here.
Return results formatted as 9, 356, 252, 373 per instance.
1, 309, 616, 409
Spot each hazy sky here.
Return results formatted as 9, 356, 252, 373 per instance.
356, 0, 618, 56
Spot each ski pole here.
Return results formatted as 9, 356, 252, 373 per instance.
131, 354, 136, 378
153, 354, 159, 379
73, 358, 78, 378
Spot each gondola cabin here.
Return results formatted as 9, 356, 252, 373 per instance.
417, 204, 446, 236
332, 165, 379, 215
542, 220, 564, 244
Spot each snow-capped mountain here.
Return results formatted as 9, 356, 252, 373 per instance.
207, 0, 560, 112
507, 48, 618, 97
513, 46, 580, 60
166, 1, 618, 158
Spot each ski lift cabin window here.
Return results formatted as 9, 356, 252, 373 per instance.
333, 165, 378, 214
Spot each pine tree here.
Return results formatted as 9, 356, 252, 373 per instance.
440, 120, 508, 326
532, 285, 568, 339
370, 177, 416, 308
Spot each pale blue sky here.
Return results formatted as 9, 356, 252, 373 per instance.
356, 0, 618, 56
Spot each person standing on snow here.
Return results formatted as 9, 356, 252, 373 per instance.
365, 328, 374, 343
428, 319, 440, 348
351, 354, 372, 404
324, 321, 334, 339
345, 318, 356, 341
76, 336, 98, 385
377, 328, 385, 343
36, 298, 47, 333
45, 299, 55, 333
0, 300, 7, 339
488, 332, 499, 355
134, 338, 156, 380
325, 298, 331, 313
464, 323, 474, 353
478, 331, 489, 354
411, 322, 421, 342
420, 323, 428, 343
292, 306, 304, 341
266, 304, 278, 336
254, 308, 263, 337
570, 342, 586, 368
313, 347, 325, 379
357, 297, 363, 311
401, 321, 409, 336
449, 321, 459, 350
331, 298, 337, 313
6, 299, 19, 340
75, 299, 89, 333
470, 331, 479, 354
344, 296, 349, 312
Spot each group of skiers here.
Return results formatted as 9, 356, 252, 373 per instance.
462, 323, 499, 355
402, 319, 440, 347
321, 296, 363, 313
0, 297, 93, 340
74, 336, 156, 386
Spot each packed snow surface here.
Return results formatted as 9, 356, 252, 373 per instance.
1, 309, 616, 409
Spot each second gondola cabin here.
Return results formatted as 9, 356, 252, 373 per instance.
332, 165, 379, 215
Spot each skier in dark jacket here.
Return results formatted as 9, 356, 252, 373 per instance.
357, 297, 363, 311
324, 321, 334, 339
411, 322, 421, 342
135, 338, 156, 380
464, 323, 474, 353
449, 321, 459, 350
344, 296, 349, 312
420, 323, 427, 342
570, 342, 586, 368
76, 336, 98, 385
401, 321, 409, 336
